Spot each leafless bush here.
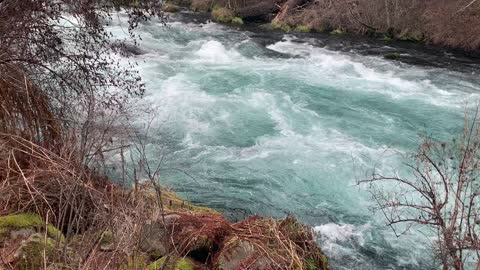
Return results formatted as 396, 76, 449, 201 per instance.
284, 0, 480, 50
359, 108, 480, 270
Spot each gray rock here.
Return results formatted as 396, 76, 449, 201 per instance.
10, 228, 35, 239
139, 214, 180, 258
110, 41, 146, 56
217, 239, 269, 270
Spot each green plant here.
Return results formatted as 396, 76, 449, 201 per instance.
211, 7, 235, 23
231, 17, 244, 24
295, 25, 311, 33
271, 21, 291, 32
0, 213, 64, 241
148, 256, 195, 270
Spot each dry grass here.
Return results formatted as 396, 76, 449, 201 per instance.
216, 216, 329, 270
0, 63, 60, 146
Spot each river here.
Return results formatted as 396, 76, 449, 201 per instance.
109, 11, 480, 269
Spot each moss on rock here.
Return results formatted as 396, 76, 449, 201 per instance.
0, 213, 64, 242
398, 33, 424, 42
231, 17, 244, 25
137, 183, 216, 214
211, 7, 235, 23
15, 233, 56, 270
270, 21, 291, 32
294, 25, 312, 33
383, 34, 393, 41
147, 256, 195, 270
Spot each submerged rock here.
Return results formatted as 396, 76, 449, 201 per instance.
384, 52, 401, 60
110, 41, 146, 56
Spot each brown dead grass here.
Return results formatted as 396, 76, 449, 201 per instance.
212, 215, 329, 270
0, 63, 60, 146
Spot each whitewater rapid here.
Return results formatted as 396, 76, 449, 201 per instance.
108, 12, 480, 269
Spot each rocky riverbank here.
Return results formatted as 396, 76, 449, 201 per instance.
0, 184, 329, 270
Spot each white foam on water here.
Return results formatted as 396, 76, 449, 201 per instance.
315, 223, 367, 243
267, 37, 477, 108
194, 40, 242, 64
314, 223, 371, 260
144, 74, 216, 133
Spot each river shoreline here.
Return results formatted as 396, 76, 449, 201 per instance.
166, 6, 480, 64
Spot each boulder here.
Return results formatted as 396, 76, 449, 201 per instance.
15, 233, 57, 270
139, 216, 177, 258
215, 238, 270, 270
110, 41, 146, 56
0, 213, 64, 242
139, 212, 232, 262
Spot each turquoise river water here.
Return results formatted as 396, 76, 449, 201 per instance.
109, 12, 480, 269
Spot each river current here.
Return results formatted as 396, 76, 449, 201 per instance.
109, 12, 480, 269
